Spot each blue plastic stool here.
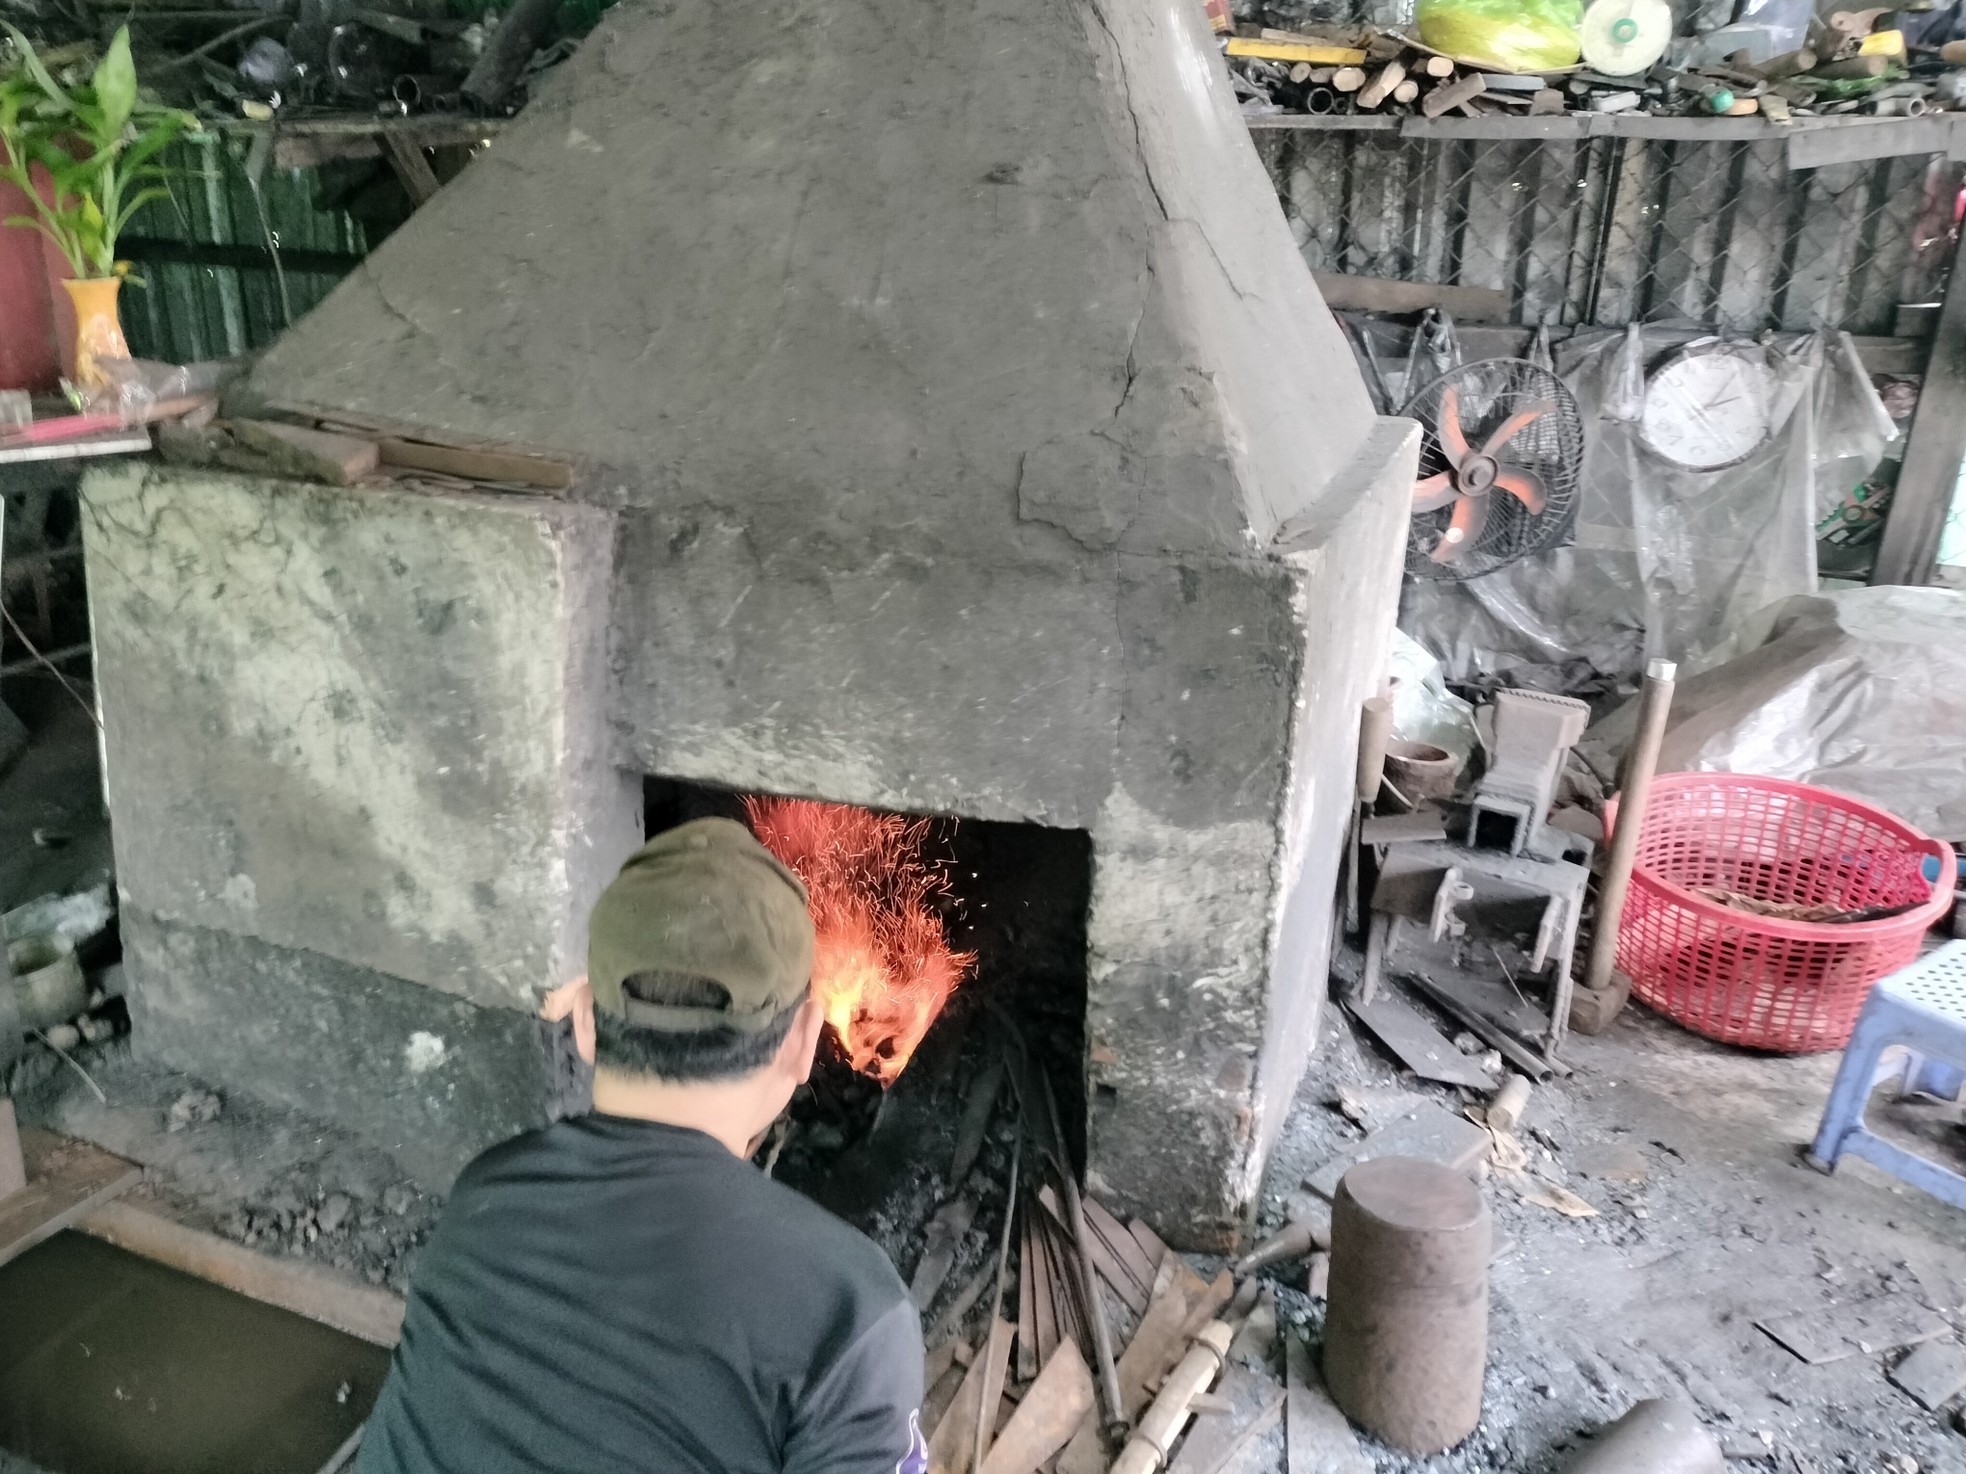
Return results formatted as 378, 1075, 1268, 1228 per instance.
1807, 940, 1966, 1210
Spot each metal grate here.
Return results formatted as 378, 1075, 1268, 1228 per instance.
1255, 126, 1962, 335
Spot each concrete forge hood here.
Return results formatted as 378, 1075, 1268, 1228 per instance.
89, 0, 1416, 1242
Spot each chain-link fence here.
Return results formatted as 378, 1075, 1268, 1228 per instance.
1255, 123, 1961, 336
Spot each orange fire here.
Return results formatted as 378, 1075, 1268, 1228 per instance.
744, 796, 975, 1085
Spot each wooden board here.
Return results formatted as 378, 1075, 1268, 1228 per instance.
1167, 1364, 1285, 1474
1028, 1208, 1059, 1371
1085, 1195, 1159, 1303
376, 436, 574, 492
977, 1339, 1095, 1474
1312, 273, 1511, 321
1128, 1215, 1171, 1273
928, 1318, 1008, 1474
0, 1128, 142, 1270
1017, 1212, 1040, 1383
76, 1197, 406, 1347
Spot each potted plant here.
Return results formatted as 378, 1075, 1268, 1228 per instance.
1, 25, 198, 388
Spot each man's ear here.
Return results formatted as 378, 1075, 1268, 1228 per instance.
776, 994, 826, 1083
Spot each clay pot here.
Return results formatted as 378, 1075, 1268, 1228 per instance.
1384, 739, 1461, 802
62, 276, 129, 391
9, 930, 87, 1031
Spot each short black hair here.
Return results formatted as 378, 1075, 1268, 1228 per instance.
592, 979, 809, 1084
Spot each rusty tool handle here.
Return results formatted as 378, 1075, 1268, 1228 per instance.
1583, 658, 1675, 996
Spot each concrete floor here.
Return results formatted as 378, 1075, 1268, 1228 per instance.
1255, 991, 1966, 1473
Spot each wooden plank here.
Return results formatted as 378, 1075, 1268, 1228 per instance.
1756, 1292, 1948, 1365
1168, 1364, 1285, 1474
230, 418, 380, 485
0, 1128, 142, 1269
1085, 1196, 1157, 1297
1038, 1186, 1146, 1317
383, 133, 442, 206
1028, 1207, 1059, 1371
1079, 1198, 1153, 1313
1312, 273, 1511, 321
77, 1197, 406, 1347
977, 1339, 1096, 1474
1040, 1214, 1085, 1355
1226, 37, 1365, 64
928, 1318, 1009, 1474
972, 1317, 1015, 1473
375, 437, 575, 492
1017, 1211, 1040, 1383
1128, 1216, 1171, 1273
1874, 244, 1966, 585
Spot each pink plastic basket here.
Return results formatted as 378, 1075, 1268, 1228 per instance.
1605, 774, 1956, 1053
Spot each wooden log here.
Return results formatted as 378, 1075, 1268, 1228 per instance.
1421, 54, 1455, 77
1486, 1075, 1533, 1135
1392, 79, 1420, 104
1177, 1272, 1238, 1345
978, 1339, 1097, 1474
1109, 1322, 1234, 1474
1332, 66, 1368, 91
1356, 61, 1406, 109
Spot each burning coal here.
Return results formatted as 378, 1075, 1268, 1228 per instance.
744, 797, 975, 1085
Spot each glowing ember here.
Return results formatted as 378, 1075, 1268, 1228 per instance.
744, 796, 975, 1085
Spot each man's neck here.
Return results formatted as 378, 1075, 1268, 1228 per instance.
590, 1068, 767, 1158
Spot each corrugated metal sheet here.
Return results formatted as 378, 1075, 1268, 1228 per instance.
1255, 127, 1960, 335
116, 125, 1955, 363
118, 133, 370, 364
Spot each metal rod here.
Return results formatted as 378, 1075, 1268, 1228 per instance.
1583, 658, 1676, 995
972, 1128, 1021, 1474
0, 640, 89, 676
1041, 1072, 1127, 1441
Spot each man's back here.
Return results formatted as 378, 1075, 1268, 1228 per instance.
357, 1114, 924, 1474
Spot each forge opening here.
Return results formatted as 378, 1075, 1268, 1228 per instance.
641, 778, 1092, 1236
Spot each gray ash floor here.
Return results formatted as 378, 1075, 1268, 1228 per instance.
1249, 991, 1966, 1474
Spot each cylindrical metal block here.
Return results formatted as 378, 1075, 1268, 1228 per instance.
1321, 1156, 1490, 1454
1563, 1400, 1723, 1474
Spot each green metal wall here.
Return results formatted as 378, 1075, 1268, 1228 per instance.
118, 133, 371, 365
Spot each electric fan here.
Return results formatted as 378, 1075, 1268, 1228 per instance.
1400, 358, 1585, 580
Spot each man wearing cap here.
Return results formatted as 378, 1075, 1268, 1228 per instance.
356, 818, 927, 1474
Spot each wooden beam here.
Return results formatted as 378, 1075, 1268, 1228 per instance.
384, 133, 442, 206
1315, 272, 1511, 321
1874, 252, 1966, 585
0, 1128, 142, 1269
75, 1197, 407, 1347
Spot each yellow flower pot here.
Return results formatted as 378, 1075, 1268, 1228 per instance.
62, 276, 130, 391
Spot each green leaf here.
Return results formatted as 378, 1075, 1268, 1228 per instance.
1, 23, 74, 111
91, 27, 135, 138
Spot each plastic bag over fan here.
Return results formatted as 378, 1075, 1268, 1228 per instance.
1400, 326, 1895, 692
1418, 0, 1583, 71
1579, 586, 1966, 840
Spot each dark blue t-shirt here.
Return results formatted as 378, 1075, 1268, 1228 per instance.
357, 1115, 925, 1474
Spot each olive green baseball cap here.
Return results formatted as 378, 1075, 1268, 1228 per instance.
587, 818, 815, 1033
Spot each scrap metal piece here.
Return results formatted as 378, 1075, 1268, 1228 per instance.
1468, 690, 1590, 857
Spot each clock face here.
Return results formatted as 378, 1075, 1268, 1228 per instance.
1639, 346, 1777, 471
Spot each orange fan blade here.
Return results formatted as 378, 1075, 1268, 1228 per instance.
1437, 384, 1470, 464
1480, 400, 1552, 457
1430, 491, 1489, 563
1413, 471, 1456, 512
1494, 468, 1547, 515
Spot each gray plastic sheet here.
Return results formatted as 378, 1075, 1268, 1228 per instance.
1401, 327, 1895, 690
1580, 586, 1966, 841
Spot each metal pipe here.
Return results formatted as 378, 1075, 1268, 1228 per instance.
972, 1129, 1021, 1474
1583, 658, 1676, 995
1303, 86, 1336, 114
1042, 1072, 1126, 1441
